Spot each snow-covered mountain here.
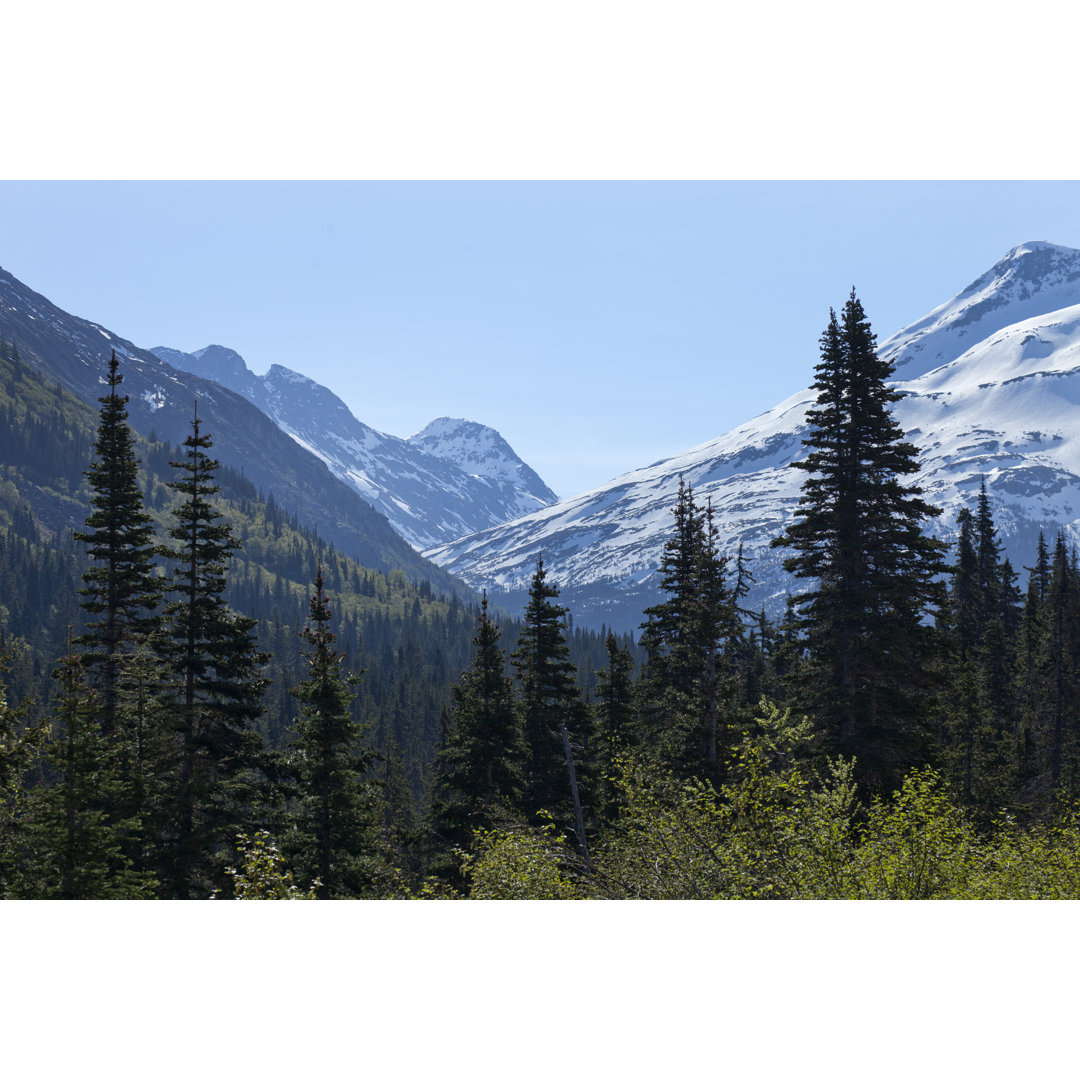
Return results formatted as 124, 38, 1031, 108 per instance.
425, 242, 1080, 632
151, 346, 557, 550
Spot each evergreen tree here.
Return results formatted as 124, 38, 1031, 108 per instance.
28, 649, 156, 898
592, 630, 637, 823
510, 557, 586, 830
1017, 531, 1052, 793
156, 411, 269, 898
974, 484, 1022, 739
638, 481, 741, 780
74, 351, 161, 736
938, 509, 987, 805
113, 642, 176, 879
285, 565, 378, 898
427, 593, 525, 882
379, 734, 421, 885
595, 631, 637, 753
1026, 536, 1080, 805
937, 496, 1018, 818
772, 291, 948, 792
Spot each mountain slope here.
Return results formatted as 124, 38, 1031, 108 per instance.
425, 242, 1080, 631
151, 345, 557, 550
0, 266, 464, 593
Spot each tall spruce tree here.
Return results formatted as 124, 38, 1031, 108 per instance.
772, 291, 948, 792
510, 557, 586, 829
427, 592, 525, 882
74, 351, 161, 736
156, 410, 269, 898
286, 565, 378, 899
638, 481, 741, 780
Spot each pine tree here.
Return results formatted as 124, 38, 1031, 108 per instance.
772, 291, 948, 792
74, 351, 161, 736
156, 410, 269, 899
285, 565, 378, 898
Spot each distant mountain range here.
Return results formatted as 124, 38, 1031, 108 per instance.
0, 266, 464, 593
9, 242, 1080, 637
150, 345, 557, 550
425, 242, 1080, 631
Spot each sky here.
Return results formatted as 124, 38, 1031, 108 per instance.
3, 179, 1080, 498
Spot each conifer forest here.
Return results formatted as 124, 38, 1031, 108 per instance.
7, 294, 1080, 900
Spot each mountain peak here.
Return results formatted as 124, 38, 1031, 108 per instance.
412, 416, 496, 440
154, 343, 254, 392
980, 240, 1080, 289
264, 363, 319, 388
409, 417, 558, 507
882, 241, 1080, 381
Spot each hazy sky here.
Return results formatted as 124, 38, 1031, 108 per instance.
2, 180, 1079, 497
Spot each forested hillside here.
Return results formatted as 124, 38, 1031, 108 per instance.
0, 265, 466, 592
0, 342, 629, 897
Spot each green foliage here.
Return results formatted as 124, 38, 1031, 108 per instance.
26, 650, 157, 899
222, 831, 316, 899
467, 698, 1080, 899
590, 700, 858, 899
850, 769, 982, 899
0, 646, 48, 898
466, 815, 587, 900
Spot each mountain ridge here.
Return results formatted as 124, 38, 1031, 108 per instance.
151, 345, 558, 550
425, 241, 1080, 631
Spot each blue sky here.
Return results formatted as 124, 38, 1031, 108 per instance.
2, 180, 1079, 497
